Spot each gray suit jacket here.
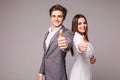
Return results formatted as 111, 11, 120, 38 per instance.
39, 26, 73, 80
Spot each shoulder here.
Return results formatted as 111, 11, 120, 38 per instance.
73, 32, 84, 44
74, 32, 82, 39
62, 26, 74, 35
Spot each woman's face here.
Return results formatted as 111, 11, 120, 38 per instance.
77, 17, 87, 34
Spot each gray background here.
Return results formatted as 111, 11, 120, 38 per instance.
0, 0, 120, 80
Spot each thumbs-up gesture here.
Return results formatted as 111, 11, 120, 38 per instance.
58, 29, 68, 50
78, 41, 88, 52
78, 36, 88, 52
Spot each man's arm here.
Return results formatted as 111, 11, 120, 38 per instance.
38, 54, 45, 80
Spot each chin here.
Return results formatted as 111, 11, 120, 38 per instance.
55, 24, 61, 27
79, 31, 85, 33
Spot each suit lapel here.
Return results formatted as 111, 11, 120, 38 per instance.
46, 26, 65, 56
45, 30, 59, 54
43, 31, 49, 52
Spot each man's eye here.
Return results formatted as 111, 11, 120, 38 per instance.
58, 15, 63, 18
52, 15, 56, 17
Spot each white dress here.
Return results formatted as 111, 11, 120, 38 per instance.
70, 32, 95, 80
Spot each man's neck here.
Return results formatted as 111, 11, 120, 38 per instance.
51, 25, 62, 31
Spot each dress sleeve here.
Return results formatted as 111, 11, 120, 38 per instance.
73, 34, 83, 53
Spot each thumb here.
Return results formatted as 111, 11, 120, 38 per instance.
59, 29, 63, 38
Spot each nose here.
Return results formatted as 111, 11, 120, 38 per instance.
81, 23, 85, 26
55, 17, 58, 20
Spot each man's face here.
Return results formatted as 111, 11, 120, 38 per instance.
50, 10, 64, 28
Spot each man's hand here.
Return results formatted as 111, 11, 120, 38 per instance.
90, 56, 96, 64
38, 76, 43, 80
58, 29, 68, 50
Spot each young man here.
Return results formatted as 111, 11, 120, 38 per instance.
38, 4, 73, 80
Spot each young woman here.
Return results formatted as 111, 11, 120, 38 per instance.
70, 14, 96, 80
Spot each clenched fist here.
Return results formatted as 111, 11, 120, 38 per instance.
58, 29, 68, 50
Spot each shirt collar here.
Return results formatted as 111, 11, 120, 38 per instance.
48, 25, 62, 33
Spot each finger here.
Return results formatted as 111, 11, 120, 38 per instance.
59, 29, 63, 38
58, 43, 67, 46
58, 39, 66, 43
58, 37, 66, 41
58, 45, 68, 50
91, 58, 96, 64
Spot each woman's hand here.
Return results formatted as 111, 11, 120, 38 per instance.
78, 42, 88, 52
90, 56, 96, 64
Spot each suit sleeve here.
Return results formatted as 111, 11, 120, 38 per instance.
39, 53, 45, 75
64, 30, 74, 51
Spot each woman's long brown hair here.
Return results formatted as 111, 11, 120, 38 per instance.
71, 14, 89, 56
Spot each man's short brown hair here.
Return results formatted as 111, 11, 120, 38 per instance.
49, 4, 67, 20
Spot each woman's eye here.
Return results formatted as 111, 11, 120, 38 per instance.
84, 22, 87, 24
78, 23, 81, 25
